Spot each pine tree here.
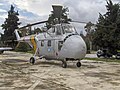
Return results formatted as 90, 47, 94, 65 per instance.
1, 5, 20, 46
93, 0, 120, 54
46, 6, 71, 29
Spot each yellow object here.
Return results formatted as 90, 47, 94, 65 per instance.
30, 36, 37, 52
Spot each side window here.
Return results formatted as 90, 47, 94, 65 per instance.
41, 40, 44, 47
56, 26, 61, 35
48, 27, 55, 33
52, 27, 55, 33
58, 41, 63, 51
48, 40, 51, 47
56, 30, 61, 35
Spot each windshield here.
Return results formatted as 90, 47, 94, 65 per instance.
62, 25, 75, 33
47, 24, 76, 36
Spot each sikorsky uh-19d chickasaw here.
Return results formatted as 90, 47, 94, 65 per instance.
2, 5, 87, 68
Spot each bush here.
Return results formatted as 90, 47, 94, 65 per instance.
15, 42, 32, 52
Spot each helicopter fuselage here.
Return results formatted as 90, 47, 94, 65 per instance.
30, 24, 86, 61
15, 24, 87, 67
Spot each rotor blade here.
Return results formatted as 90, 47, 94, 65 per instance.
71, 20, 116, 29
70, 20, 88, 24
19, 20, 48, 29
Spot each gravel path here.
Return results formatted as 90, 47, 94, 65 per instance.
0, 51, 120, 90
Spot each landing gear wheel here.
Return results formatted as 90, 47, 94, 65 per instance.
0, 51, 4, 54
30, 57, 35, 64
76, 62, 81, 67
62, 60, 67, 68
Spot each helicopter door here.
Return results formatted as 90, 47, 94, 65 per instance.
54, 40, 62, 59
46, 40, 55, 58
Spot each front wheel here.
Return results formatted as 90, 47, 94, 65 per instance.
0, 51, 4, 54
62, 60, 67, 68
76, 62, 81, 67
97, 54, 101, 58
30, 57, 35, 64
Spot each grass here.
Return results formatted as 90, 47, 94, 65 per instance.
27, 50, 34, 54
85, 57, 120, 63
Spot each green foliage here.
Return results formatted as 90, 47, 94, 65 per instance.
46, 6, 71, 29
15, 42, 31, 52
1, 5, 20, 46
85, 39, 90, 53
93, 0, 120, 54
85, 57, 120, 63
84, 22, 95, 53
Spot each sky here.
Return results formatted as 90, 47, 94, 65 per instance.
0, 0, 120, 34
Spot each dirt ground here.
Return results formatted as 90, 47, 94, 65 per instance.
0, 51, 120, 90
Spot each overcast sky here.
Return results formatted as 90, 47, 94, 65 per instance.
0, 0, 120, 34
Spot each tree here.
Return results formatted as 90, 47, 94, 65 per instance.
1, 5, 20, 47
46, 5, 71, 29
15, 42, 31, 52
84, 22, 94, 53
93, 0, 120, 54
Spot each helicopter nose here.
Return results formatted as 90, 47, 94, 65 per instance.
59, 35, 86, 59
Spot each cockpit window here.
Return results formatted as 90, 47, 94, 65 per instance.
56, 26, 62, 35
48, 27, 55, 33
62, 25, 75, 33
47, 24, 76, 35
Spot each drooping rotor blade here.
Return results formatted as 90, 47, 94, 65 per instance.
71, 20, 117, 29
70, 20, 88, 24
19, 20, 48, 29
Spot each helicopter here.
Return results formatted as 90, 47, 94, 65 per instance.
2, 5, 87, 68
